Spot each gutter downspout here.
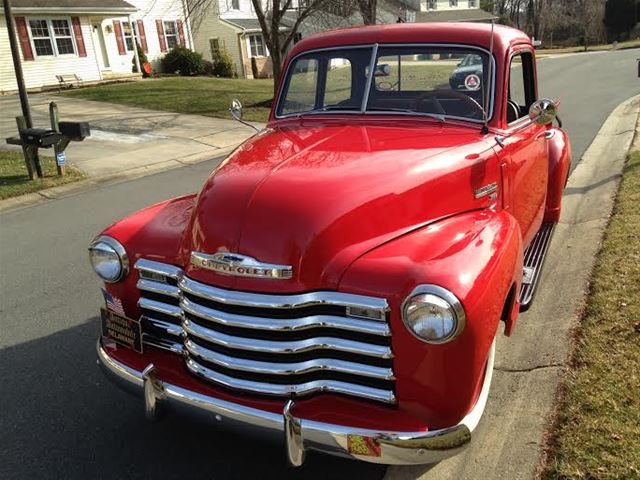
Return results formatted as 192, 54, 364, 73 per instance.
129, 14, 141, 75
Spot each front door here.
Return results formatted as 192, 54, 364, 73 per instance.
503, 49, 548, 247
91, 22, 110, 70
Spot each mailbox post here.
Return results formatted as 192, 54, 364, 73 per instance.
5, 102, 90, 179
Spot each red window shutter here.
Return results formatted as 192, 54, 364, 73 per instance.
177, 19, 185, 46
71, 17, 87, 57
113, 20, 126, 55
137, 20, 148, 53
14, 16, 34, 61
156, 20, 167, 52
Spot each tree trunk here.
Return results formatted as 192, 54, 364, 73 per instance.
271, 48, 282, 94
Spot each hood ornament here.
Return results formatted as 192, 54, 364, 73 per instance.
190, 251, 292, 279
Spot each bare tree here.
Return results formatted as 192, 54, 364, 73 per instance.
250, 0, 331, 90
356, 0, 378, 24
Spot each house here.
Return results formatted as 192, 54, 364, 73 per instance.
190, 0, 290, 79
191, 0, 418, 79
414, 0, 497, 23
1, 0, 193, 94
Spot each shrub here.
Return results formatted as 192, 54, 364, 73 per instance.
211, 49, 235, 78
202, 59, 214, 75
132, 42, 151, 77
162, 46, 204, 76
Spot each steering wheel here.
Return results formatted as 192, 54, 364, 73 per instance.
415, 92, 446, 115
417, 90, 486, 118
376, 80, 400, 92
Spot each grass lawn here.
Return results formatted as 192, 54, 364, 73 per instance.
543, 151, 640, 478
537, 38, 640, 55
61, 64, 455, 123
61, 76, 275, 123
0, 150, 85, 200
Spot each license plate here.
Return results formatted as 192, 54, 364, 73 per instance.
100, 307, 143, 353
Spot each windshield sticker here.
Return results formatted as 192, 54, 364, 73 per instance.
464, 74, 481, 91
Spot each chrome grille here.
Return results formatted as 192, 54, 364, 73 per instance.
134, 259, 395, 404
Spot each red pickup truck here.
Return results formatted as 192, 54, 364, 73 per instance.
91, 23, 570, 466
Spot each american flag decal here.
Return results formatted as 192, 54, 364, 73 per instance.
102, 289, 125, 316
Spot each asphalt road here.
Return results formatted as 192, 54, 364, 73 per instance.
1, 48, 638, 480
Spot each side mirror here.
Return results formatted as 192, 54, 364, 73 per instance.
529, 98, 557, 126
229, 99, 243, 121
374, 64, 390, 77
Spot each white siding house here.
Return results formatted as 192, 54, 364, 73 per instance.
1, 0, 193, 94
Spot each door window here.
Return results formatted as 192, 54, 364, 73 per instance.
507, 51, 536, 124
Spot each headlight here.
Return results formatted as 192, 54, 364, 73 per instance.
88, 235, 129, 283
402, 285, 465, 344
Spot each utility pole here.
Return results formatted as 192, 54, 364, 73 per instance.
3, 0, 32, 128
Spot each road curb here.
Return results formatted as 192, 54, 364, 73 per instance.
384, 94, 640, 480
0, 143, 240, 214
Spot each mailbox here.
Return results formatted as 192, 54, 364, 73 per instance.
59, 121, 90, 141
19, 128, 63, 148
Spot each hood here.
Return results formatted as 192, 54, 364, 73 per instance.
179, 122, 499, 293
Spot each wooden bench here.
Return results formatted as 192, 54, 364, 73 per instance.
56, 74, 83, 90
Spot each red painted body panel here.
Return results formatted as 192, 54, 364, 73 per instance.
94, 23, 569, 433
544, 128, 572, 222
339, 210, 522, 427
180, 123, 500, 293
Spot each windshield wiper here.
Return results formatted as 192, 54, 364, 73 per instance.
366, 107, 446, 122
299, 105, 360, 116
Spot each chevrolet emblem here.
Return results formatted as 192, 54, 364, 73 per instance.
190, 251, 292, 279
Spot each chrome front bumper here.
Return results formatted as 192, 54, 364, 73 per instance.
97, 341, 492, 466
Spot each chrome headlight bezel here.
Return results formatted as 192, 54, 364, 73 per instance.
401, 285, 466, 344
88, 235, 129, 283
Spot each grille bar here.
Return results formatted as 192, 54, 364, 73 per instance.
185, 357, 396, 403
139, 297, 182, 318
184, 339, 394, 380
137, 279, 180, 299
134, 259, 395, 404
181, 296, 390, 336
180, 276, 389, 314
183, 318, 392, 358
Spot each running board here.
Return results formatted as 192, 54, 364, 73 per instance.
519, 222, 556, 311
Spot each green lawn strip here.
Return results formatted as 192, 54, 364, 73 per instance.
537, 39, 640, 55
60, 76, 275, 123
0, 150, 85, 200
544, 151, 640, 479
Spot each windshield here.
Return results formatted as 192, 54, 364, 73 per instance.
277, 45, 492, 122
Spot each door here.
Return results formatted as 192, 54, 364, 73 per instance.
91, 22, 110, 70
503, 50, 548, 247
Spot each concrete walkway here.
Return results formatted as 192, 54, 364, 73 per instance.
0, 93, 259, 178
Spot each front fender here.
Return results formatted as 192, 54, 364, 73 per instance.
339, 209, 522, 428
96, 194, 197, 317
544, 127, 571, 222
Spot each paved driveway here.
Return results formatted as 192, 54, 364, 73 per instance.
0, 48, 639, 480
0, 94, 257, 177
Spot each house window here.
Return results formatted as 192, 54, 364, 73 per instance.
248, 33, 266, 57
28, 18, 76, 56
468, 0, 476, 6
163, 20, 179, 49
450, 0, 458, 6
210, 38, 220, 57
123, 21, 135, 51
427, 0, 437, 10
228, 0, 240, 9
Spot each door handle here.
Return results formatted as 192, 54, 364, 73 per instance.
536, 130, 555, 140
